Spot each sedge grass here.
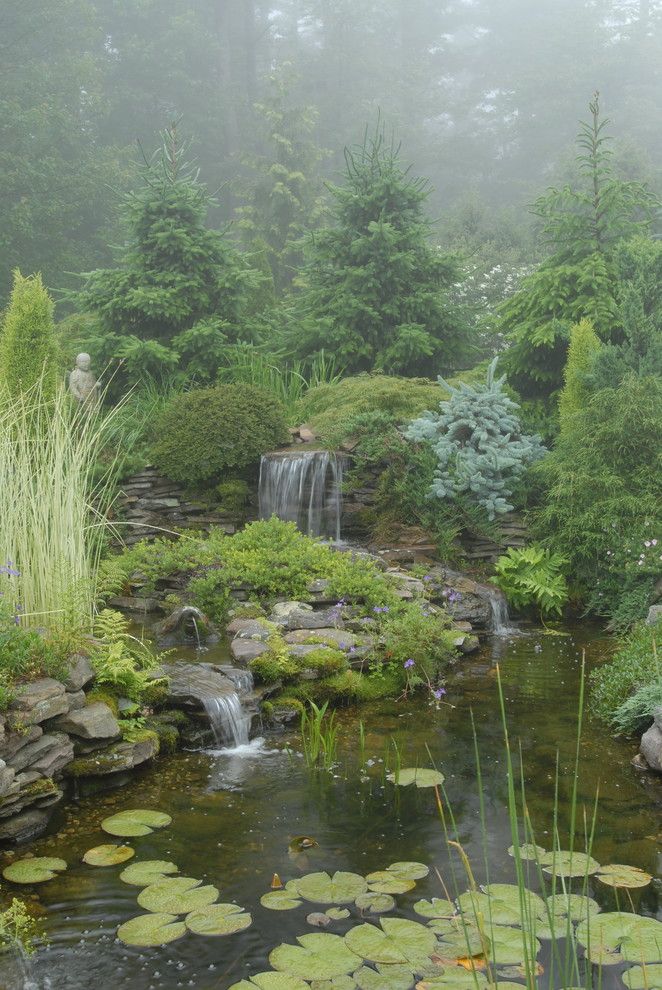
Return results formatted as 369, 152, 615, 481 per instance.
300, 700, 339, 770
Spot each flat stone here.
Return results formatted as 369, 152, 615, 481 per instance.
0, 760, 16, 798
0, 725, 42, 763
161, 661, 240, 710
14, 770, 42, 788
287, 644, 333, 658
233, 619, 274, 642
231, 639, 268, 664
282, 608, 345, 631
65, 736, 159, 777
640, 723, 662, 772
107, 595, 161, 613
10, 679, 69, 725
63, 653, 96, 691
271, 601, 312, 620
385, 571, 425, 597
9, 733, 74, 776
283, 628, 362, 649
51, 703, 120, 741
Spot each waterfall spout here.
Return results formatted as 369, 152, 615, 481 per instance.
488, 590, 518, 636
258, 450, 344, 540
201, 692, 251, 749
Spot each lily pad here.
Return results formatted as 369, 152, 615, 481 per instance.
576, 911, 662, 964
228, 975, 311, 990
624, 964, 662, 989
539, 850, 600, 877
356, 893, 396, 914
386, 768, 445, 789
596, 864, 653, 889
507, 843, 545, 861
83, 844, 135, 867
310, 979, 357, 990
327, 909, 351, 921
270, 933, 363, 980
138, 876, 219, 915
296, 872, 369, 905
387, 863, 429, 881
345, 918, 436, 965
414, 899, 455, 920
101, 808, 172, 837
117, 912, 186, 947
457, 884, 543, 928
546, 893, 600, 924
415, 971, 488, 988
2, 856, 67, 885
185, 902, 252, 936
353, 963, 415, 989
120, 860, 179, 887
366, 872, 416, 895
486, 925, 539, 965
261, 888, 303, 911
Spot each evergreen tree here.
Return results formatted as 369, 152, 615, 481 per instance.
77, 125, 257, 384
406, 359, 545, 520
499, 94, 658, 417
0, 272, 58, 398
291, 127, 469, 376
558, 319, 602, 433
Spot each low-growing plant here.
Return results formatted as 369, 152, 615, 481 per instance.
0, 596, 73, 712
491, 544, 569, 619
591, 619, 662, 726
91, 609, 168, 703
0, 898, 45, 956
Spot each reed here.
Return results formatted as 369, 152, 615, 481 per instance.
300, 700, 339, 770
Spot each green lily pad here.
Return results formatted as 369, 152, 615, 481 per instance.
486, 925, 539, 965
117, 912, 186, 947
310, 979, 357, 990
597, 864, 653, 889
413, 899, 455, 919
120, 860, 179, 887
576, 911, 662, 964
185, 902, 252, 936
345, 918, 436, 965
353, 963, 415, 989
327, 909, 351, 921
101, 808, 172, 837
624, 964, 662, 989
386, 862, 429, 880
414, 970, 488, 988
228, 975, 311, 990
457, 884, 544, 928
296, 872, 369, 905
261, 888, 303, 911
539, 850, 600, 877
386, 768, 445, 788
434, 927, 485, 960
366, 872, 416, 895
507, 843, 545, 861
584, 944, 624, 966
355, 893, 396, 914
270, 933, 363, 980
83, 844, 135, 867
138, 876, 218, 915
2, 856, 67, 885
545, 893, 600, 923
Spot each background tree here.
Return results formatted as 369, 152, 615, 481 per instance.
558, 320, 602, 433
0, 272, 58, 398
290, 127, 469, 376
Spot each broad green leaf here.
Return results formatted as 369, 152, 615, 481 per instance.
120, 860, 179, 887
545, 893, 600, 923
138, 876, 218, 914
83, 844, 134, 867
539, 850, 600, 877
117, 912, 186, 947
356, 893, 396, 914
386, 768, 444, 789
270, 933, 362, 980
366, 872, 416, 895
3, 856, 67, 884
296, 872, 369, 904
486, 926, 539, 965
261, 889, 303, 911
507, 843, 545, 861
414, 971, 488, 988
413, 899, 455, 919
228, 975, 310, 990
310, 978, 357, 990
353, 963, 414, 989
597, 864, 652, 889
624, 964, 662, 989
576, 912, 662, 964
387, 862, 429, 880
185, 903, 252, 936
345, 918, 435, 965
101, 809, 172, 837
327, 909, 351, 921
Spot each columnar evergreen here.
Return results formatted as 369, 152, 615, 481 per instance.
558, 319, 601, 433
0, 271, 58, 398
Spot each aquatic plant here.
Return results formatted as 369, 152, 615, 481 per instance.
101, 808, 172, 837
300, 701, 338, 770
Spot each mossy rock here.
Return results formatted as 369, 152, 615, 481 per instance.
85, 690, 120, 718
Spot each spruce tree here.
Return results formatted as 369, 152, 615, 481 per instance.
0, 271, 58, 398
558, 319, 601, 433
499, 93, 657, 416
291, 127, 469, 376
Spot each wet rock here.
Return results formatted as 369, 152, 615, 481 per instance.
453, 634, 481, 654
10, 679, 69, 725
51, 703, 120, 741
160, 661, 239, 711
65, 735, 159, 777
63, 653, 96, 692
231, 639, 268, 664
631, 753, 649, 771
153, 605, 219, 647
0, 806, 58, 843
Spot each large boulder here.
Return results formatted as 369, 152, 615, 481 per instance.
51, 703, 120, 741
10, 679, 70, 725
640, 707, 662, 772
278, 608, 345, 632
230, 639, 268, 664
160, 662, 241, 712
152, 605, 220, 647
63, 653, 96, 692
8, 732, 74, 777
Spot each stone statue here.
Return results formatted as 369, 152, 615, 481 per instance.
68, 353, 100, 407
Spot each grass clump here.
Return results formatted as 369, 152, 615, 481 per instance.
590, 619, 662, 730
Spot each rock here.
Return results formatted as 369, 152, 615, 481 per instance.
160, 662, 240, 711
287, 644, 333, 658
0, 806, 57, 843
653, 707, 662, 732
640, 722, 662, 772
646, 605, 662, 626
66, 690, 87, 711
283, 628, 364, 650
271, 601, 313, 620
230, 639, 268, 664
107, 595, 161, 613
10, 679, 69, 725
8, 733, 74, 777
281, 608, 345, 631
631, 753, 649, 770
63, 653, 96, 692
0, 725, 42, 763
453, 634, 480, 654
153, 605, 219, 647
65, 735, 159, 777
51, 703, 120, 741
384, 570, 425, 598
233, 619, 273, 642
0, 760, 16, 798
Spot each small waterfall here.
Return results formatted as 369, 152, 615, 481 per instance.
201, 693, 251, 749
258, 450, 345, 540
488, 590, 518, 636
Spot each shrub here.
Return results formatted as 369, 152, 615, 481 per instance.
591, 620, 662, 727
491, 545, 569, 619
558, 319, 601, 433
0, 271, 58, 399
151, 383, 289, 485
215, 479, 250, 515
91, 609, 168, 703
378, 601, 456, 682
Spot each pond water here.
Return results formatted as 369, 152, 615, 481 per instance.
3, 623, 662, 990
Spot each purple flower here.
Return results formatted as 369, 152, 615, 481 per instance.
433, 688, 446, 700
423, 575, 433, 583
0, 561, 20, 578
404, 658, 415, 669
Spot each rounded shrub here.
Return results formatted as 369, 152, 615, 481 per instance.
151, 384, 289, 485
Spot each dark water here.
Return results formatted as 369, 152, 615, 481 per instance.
3, 624, 662, 990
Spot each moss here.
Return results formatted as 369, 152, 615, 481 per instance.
0, 777, 58, 808
215, 479, 250, 515
145, 717, 180, 754
291, 669, 401, 707
141, 680, 170, 708
228, 602, 267, 621
298, 648, 347, 677
156, 708, 190, 728
85, 690, 120, 717
264, 695, 305, 720
249, 650, 298, 685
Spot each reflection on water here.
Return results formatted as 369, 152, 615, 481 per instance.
2, 623, 662, 990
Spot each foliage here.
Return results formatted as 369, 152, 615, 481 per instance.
406, 358, 545, 519
590, 620, 662, 728
76, 125, 258, 388
534, 374, 662, 625
378, 601, 456, 684
300, 701, 338, 770
215, 480, 251, 517
491, 545, 569, 619
151, 383, 289, 486
558, 319, 601, 433
0, 272, 58, 399
0, 898, 45, 955
0, 594, 72, 712
288, 126, 470, 376
611, 680, 662, 738
91, 609, 167, 703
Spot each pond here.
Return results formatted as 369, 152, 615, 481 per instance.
2, 623, 662, 990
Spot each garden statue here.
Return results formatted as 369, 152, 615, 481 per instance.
68, 353, 100, 407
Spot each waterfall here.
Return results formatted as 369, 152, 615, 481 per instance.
201, 693, 251, 749
488, 591, 518, 636
258, 450, 344, 540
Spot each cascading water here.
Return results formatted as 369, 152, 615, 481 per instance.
488, 590, 518, 636
258, 450, 345, 540
201, 693, 251, 749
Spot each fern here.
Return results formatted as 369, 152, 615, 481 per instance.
92, 609, 167, 701
491, 545, 568, 619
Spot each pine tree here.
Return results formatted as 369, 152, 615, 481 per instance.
290, 126, 470, 376
406, 358, 545, 519
0, 271, 58, 398
558, 319, 601, 433
499, 93, 658, 417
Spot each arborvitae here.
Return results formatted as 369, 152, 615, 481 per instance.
0, 271, 58, 398
291, 126, 470, 376
406, 359, 545, 520
558, 319, 601, 434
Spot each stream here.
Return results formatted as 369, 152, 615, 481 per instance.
2, 623, 662, 990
